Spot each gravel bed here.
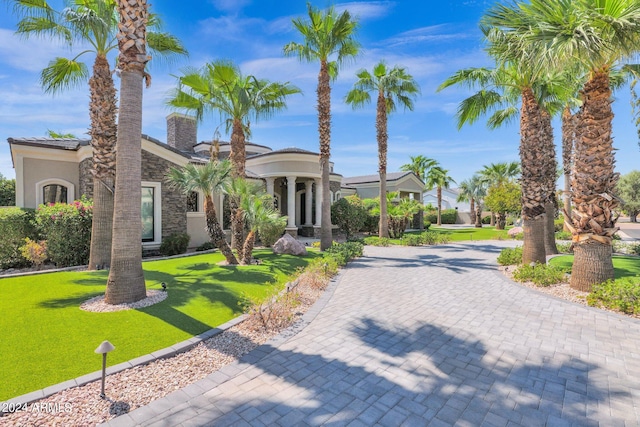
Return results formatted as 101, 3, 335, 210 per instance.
81, 290, 167, 312
0, 275, 326, 427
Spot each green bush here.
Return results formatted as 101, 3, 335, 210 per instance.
323, 241, 364, 266
195, 241, 216, 252
331, 196, 368, 239
423, 220, 431, 230
421, 231, 440, 245
512, 263, 568, 287
258, 215, 286, 247
425, 209, 457, 224
555, 230, 572, 240
556, 242, 573, 253
588, 278, 640, 314
363, 236, 390, 246
482, 215, 492, 224
497, 246, 523, 266
554, 217, 565, 232
20, 238, 48, 268
0, 207, 37, 269
160, 233, 190, 256
35, 199, 92, 267
363, 213, 379, 233
402, 234, 422, 246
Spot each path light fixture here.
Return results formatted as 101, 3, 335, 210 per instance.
95, 340, 115, 399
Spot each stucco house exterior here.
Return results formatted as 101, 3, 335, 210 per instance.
8, 113, 425, 248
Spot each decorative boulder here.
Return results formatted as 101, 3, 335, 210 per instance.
272, 233, 308, 256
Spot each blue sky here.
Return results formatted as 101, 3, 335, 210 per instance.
1, 0, 639, 186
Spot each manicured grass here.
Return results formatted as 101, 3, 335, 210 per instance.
549, 254, 640, 279
390, 226, 511, 244
0, 250, 318, 401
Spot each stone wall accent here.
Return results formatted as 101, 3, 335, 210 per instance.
167, 113, 197, 153
78, 158, 94, 199
141, 150, 187, 239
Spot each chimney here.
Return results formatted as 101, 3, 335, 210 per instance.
167, 113, 197, 152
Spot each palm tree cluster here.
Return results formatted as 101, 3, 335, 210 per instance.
441, 0, 640, 292
400, 156, 455, 227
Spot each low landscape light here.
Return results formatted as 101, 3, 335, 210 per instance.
94, 340, 115, 399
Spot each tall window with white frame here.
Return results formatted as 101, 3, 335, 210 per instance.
141, 187, 155, 242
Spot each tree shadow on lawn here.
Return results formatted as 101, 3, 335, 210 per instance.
164, 318, 622, 426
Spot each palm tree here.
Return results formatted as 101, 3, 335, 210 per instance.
168, 60, 300, 255
479, 161, 521, 226
345, 61, 420, 238
11, 0, 186, 271
167, 161, 238, 265
439, 57, 559, 264
425, 166, 456, 226
105, 0, 150, 304
284, 3, 359, 250
400, 155, 437, 183
484, 0, 640, 290
223, 176, 265, 261
457, 175, 487, 227
241, 193, 282, 265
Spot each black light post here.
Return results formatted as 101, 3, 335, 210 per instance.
95, 340, 115, 399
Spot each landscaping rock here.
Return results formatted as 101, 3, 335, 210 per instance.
272, 234, 307, 256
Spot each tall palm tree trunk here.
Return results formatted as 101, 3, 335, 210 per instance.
569, 70, 618, 291
88, 54, 117, 270
377, 90, 389, 238
241, 230, 256, 265
205, 195, 237, 264
318, 60, 332, 250
541, 110, 558, 255
475, 203, 483, 228
469, 198, 475, 226
230, 119, 246, 257
520, 87, 547, 264
105, 0, 149, 304
561, 106, 574, 232
436, 186, 442, 226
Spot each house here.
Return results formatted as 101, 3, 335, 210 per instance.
423, 187, 473, 224
8, 113, 425, 247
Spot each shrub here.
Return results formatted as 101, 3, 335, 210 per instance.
421, 231, 440, 245
306, 256, 339, 278
556, 242, 573, 253
512, 263, 568, 287
324, 241, 364, 266
195, 241, 216, 252
423, 220, 431, 230
554, 216, 565, 232
425, 209, 457, 224
331, 196, 368, 240
0, 207, 37, 269
20, 238, 48, 268
402, 234, 422, 246
497, 246, 522, 266
160, 233, 190, 256
482, 215, 491, 224
555, 230, 572, 240
258, 215, 286, 247
437, 233, 451, 244
587, 278, 640, 314
362, 213, 379, 233
241, 283, 301, 332
363, 236, 390, 246
35, 199, 92, 267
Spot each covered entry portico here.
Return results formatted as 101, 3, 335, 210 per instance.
247, 148, 342, 237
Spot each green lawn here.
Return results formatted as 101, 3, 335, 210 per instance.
390, 226, 511, 244
0, 250, 318, 401
549, 254, 640, 279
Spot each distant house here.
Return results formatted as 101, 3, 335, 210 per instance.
8, 114, 425, 247
423, 187, 473, 224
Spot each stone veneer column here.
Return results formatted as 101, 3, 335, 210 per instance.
287, 176, 296, 228
305, 180, 313, 226
265, 177, 275, 197
314, 178, 322, 226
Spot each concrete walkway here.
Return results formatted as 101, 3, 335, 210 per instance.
102, 242, 640, 426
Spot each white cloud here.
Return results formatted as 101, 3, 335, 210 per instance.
210, 0, 251, 13
198, 15, 266, 41
383, 24, 475, 48
335, 1, 395, 21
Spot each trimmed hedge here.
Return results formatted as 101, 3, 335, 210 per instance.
160, 233, 190, 256
0, 207, 37, 268
425, 209, 458, 224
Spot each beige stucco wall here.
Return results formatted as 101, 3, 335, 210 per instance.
185, 191, 225, 248
22, 158, 79, 208
248, 159, 320, 177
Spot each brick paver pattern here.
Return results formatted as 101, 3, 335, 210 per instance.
103, 242, 640, 426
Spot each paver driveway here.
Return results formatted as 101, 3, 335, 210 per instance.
104, 242, 640, 426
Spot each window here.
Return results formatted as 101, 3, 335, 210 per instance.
187, 191, 199, 212
141, 187, 155, 242
42, 184, 68, 204
141, 182, 161, 245
36, 179, 75, 205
